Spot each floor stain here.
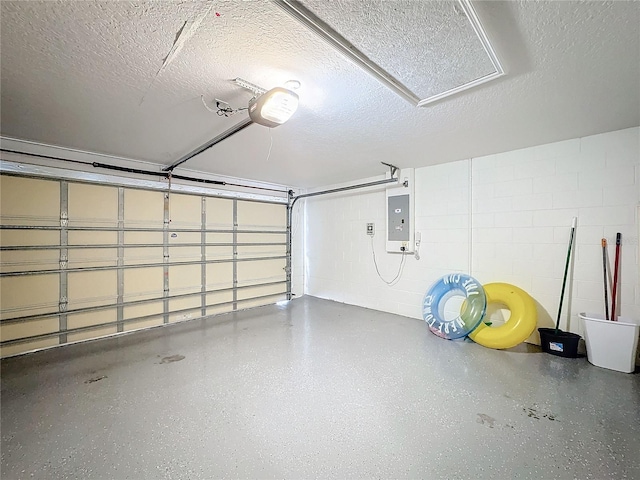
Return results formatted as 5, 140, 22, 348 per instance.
160, 354, 185, 364
523, 407, 558, 422
84, 375, 107, 384
477, 413, 496, 428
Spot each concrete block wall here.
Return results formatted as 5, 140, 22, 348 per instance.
291, 199, 306, 298
303, 160, 471, 320
303, 127, 639, 340
471, 127, 639, 335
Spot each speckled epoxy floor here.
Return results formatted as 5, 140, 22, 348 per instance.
1, 296, 639, 479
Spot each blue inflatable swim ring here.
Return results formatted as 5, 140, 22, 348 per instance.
422, 274, 487, 340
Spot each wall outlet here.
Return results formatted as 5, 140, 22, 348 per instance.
366, 223, 375, 236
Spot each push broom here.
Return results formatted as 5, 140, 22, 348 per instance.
538, 217, 580, 357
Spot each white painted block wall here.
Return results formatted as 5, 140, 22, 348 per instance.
291, 199, 306, 298
303, 127, 639, 342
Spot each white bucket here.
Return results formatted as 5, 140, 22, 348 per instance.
579, 313, 640, 373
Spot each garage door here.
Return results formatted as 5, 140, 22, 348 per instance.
0, 174, 288, 357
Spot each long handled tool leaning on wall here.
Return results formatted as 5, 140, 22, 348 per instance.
555, 217, 577, 335
601, 238, 609, 321
610, 233, 621, 322
538, 217, 582, 357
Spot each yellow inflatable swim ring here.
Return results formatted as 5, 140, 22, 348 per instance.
468, 283, 537, 349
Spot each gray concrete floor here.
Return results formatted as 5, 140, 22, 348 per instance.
1, 296, 639, 479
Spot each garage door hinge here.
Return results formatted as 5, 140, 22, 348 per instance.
59, 255, 68, 269
59, 297, 68, 312
60, 212, 68, 227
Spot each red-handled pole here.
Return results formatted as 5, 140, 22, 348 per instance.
610, 233, 621, 322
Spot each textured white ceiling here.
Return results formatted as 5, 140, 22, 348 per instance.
300, 0, 498, 99
1, 1, 639, 188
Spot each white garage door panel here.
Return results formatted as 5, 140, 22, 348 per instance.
0, 176, 59, 225
68, 309, 117, 329
170, 193, 201, 227
67, 247, 117, 269
0, 230, 58, 247
169, 232, 201, 243
0, 175, 61, 347
169, 245, 200, 263
0, 274, 59, 319
0, 338, 59, 358
0, 173, 289, 357
124, 232, 163, 245
0, 249, 59, 273
68, 326, 117, 343
237, 245, 287, 259
124, 267, 164, 301
206, 198, 233, 227
67, 310, 117, 342
169, 264, 201, 294
68, 270, 117, 309
205, 262, 233, 289
69, 231, 118, 245
124, 317, 164, 332
237, 201, 285, 229
68, 183, 118, 217
0, 317, 59, 342
123, 302, 164, 331
237, 258, 287, 285
207, 304, 235, 316
206, 290, 234, 316
68, 183, 118, 227
237, 283, 287, 301
124, 246, 163, 266
206, 245, 233, 261
206, 233, 234, 244
240, 294, 287, 309
0, 226, 60, 294
237, 233, 286, 244
124, 189, 164, 226
124, 302, 164, 320
169, 297, 202, 323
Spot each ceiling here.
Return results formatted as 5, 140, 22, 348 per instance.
1, 0, 639, 188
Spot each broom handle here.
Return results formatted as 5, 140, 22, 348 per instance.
611, 233, 621, 322
602, 239, 609, 321
555, 217, 577, 333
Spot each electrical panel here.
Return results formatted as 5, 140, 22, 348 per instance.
388, 195, 410, 241
386, 168, 414, 253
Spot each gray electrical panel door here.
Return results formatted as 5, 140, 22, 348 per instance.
387, 194, 410, 242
